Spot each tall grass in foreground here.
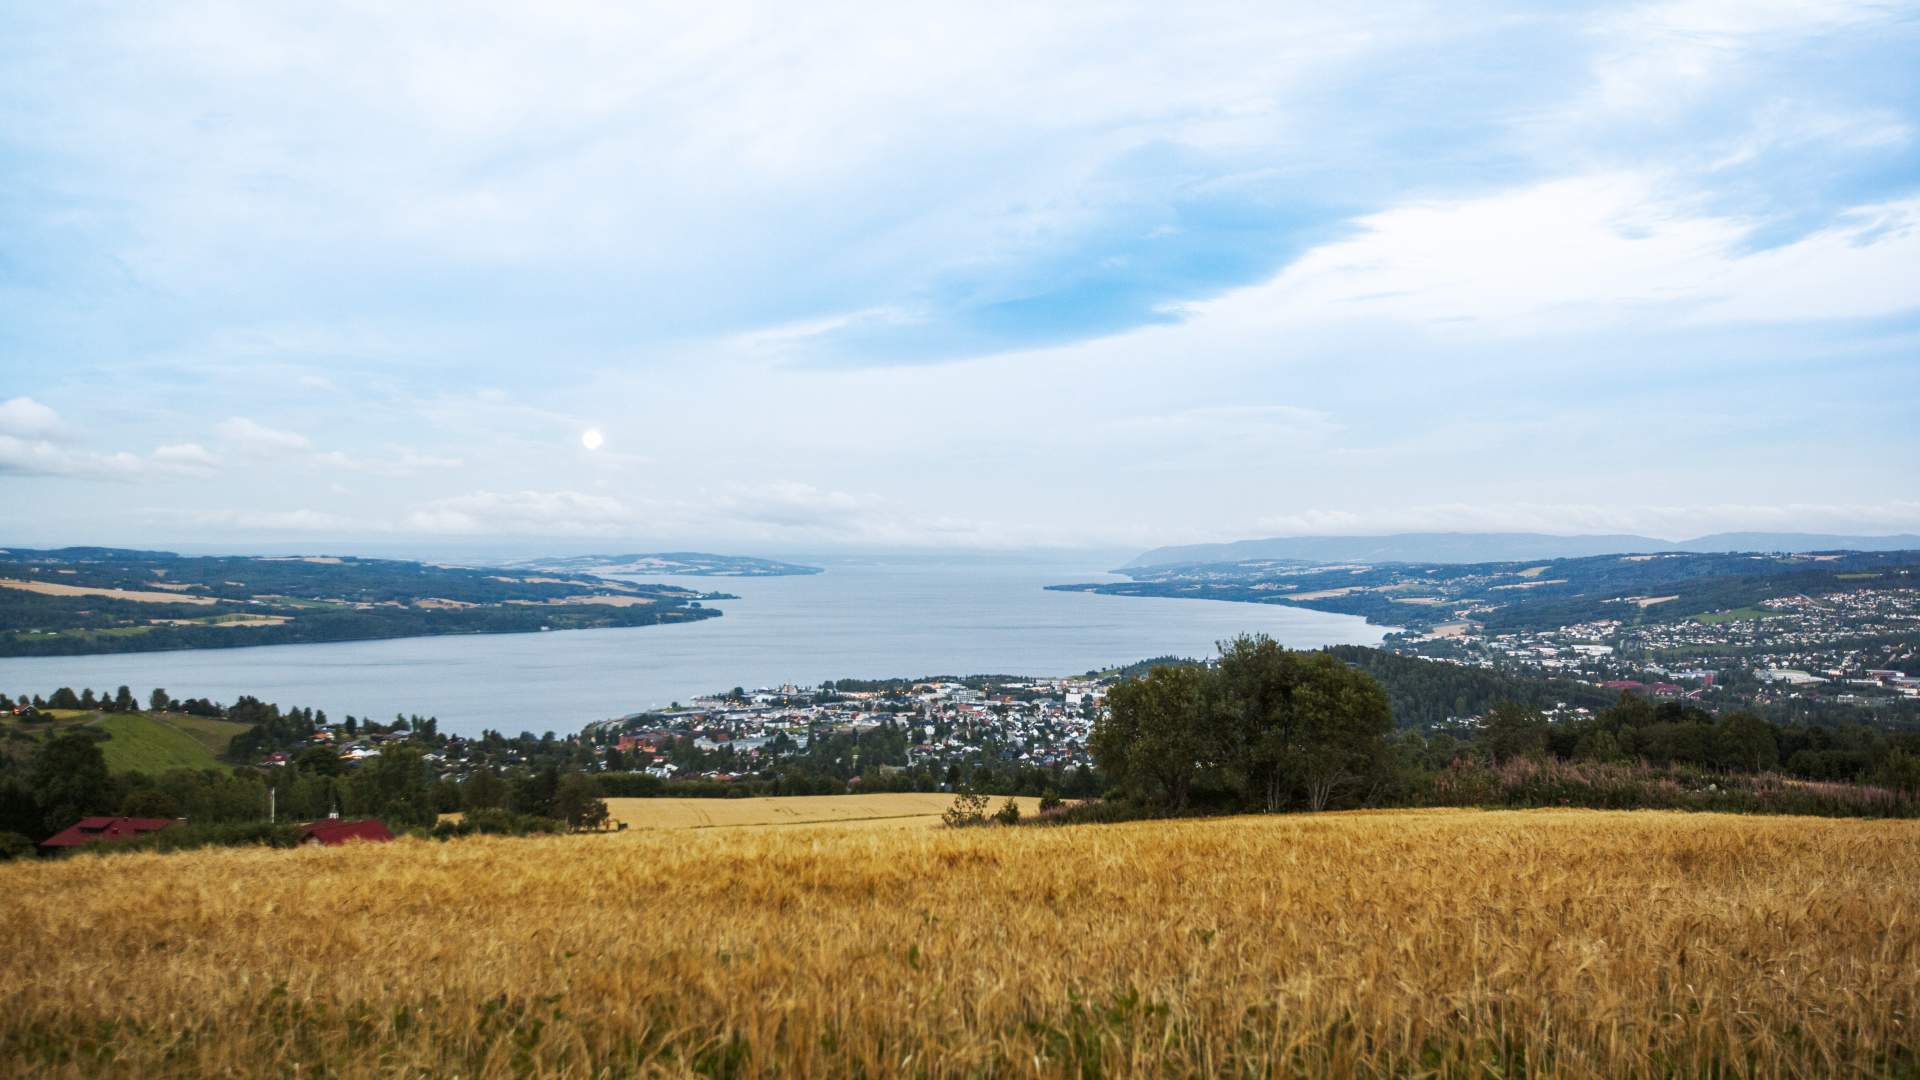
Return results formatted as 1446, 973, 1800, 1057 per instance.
2, 809, 1915, 1078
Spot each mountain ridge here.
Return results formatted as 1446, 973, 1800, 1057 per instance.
1125, 531, 1920, 569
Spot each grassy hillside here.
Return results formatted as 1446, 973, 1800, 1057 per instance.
2, 809, 1914, 1076
0, 711, 250, 774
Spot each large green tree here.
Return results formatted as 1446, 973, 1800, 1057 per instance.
1093, 664, 1213, 812
553, 772, 608, 830
1290, 654, 1393, 811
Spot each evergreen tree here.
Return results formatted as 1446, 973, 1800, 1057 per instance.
29, 733, 112, 835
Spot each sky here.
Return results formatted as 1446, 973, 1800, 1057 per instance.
2, 1, 1918, 555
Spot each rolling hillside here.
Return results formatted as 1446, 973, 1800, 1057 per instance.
0, 710, 251, 773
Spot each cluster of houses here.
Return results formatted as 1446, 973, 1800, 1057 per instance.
1400, 586, 1919, 710
37, 813, 394, 855
591, 677, 1109, 781
259, 726, 450, 769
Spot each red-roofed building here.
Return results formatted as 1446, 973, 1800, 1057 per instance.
39, 816, 181, 851
297, 818, 395, 846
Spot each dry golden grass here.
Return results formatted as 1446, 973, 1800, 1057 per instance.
605, 793, 1044, 831
0, 578, 216, 605
2, 809, 1915, 1078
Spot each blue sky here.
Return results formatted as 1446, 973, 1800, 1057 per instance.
2, 1, 1917, 552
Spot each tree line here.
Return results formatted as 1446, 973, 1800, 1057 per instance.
1089, 636, 1920, 819
0, 732, 620, 857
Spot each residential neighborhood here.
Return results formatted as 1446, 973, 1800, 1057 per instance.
1393, 585, 1920, 715
582, 676, 1109, 787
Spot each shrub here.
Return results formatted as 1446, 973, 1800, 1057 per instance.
431, 808, 565, 839
993, 798, 1021, 825
941, 790, 990, 828
1419, 758, 1920, 819
107, 822, 304, 855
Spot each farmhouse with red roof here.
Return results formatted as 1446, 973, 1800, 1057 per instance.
39, 816, 182, 852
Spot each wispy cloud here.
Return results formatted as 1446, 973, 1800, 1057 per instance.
217, 417, 312, 454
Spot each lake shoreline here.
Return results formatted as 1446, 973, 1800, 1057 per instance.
0, 557, 1385, 737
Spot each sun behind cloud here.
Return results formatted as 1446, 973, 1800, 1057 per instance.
580, 428, 604, 451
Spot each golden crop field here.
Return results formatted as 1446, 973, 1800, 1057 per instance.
604, 792, 1045, 831
2, 808, 1916, 1078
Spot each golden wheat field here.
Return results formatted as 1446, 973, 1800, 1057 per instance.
2, 808, 1916, 1078
603, 792, 1046, 831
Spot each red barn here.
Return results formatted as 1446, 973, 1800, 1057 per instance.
39, 816, 181, 852
297, 818, 395, 846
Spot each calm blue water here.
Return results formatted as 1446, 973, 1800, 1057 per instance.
0, 555, 1388, 736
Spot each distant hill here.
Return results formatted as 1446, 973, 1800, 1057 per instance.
510, 553, 823, 577
1126, 531, 1920, 568
1673, 533, 1920, 554
0, 546, 726, 657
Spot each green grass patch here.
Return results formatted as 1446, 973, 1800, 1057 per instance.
10, 625, 157, 641
255, 594, 350, 610
90, 714, 229, 774
157, 713, 254, 759
0, 711, 244, 773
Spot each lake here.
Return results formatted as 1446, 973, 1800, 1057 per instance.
0, 554, 1389, 736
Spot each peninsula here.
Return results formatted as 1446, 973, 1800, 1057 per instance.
0, 547, 728, 657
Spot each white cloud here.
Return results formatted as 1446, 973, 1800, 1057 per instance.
313, 448, 464, 475
217, 416, 312, 453
0, 397, 63, 440
0, 435, 144, 479
1108, 405, 1340, 446
1251, 501, 1920, 539
405, 490, 637, 536
152, 442, 219, 473
1190, 175, 1920, 336
172, 508, 357, 531
0, 404, 218, 479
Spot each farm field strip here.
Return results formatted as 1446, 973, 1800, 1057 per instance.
0, 578, 217, 605
603, 793, 1044, 830
2, 808, 1914, 1077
